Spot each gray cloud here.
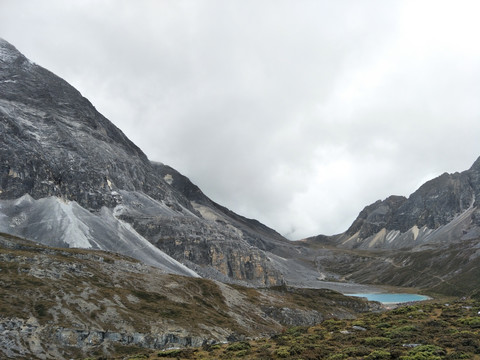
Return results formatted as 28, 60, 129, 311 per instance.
1, 0, 480, 238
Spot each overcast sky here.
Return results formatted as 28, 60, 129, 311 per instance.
1, 0, 480, 239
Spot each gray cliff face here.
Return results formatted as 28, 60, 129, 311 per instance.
153, 162, 288, 251
0, 38, 295, 286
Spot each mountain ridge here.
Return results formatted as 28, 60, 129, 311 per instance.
307, 155, 480, 250
0, 37, 314, 287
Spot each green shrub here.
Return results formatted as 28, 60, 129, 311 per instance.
458, 317, 480, 328
275, 347, 291, 358
157, 349, 181, 357
343, 345, 371, 356
375, 322, 392, 329
286, 326, 308, 337
327, 354, 347, 360
203, 343, 222, 351
322, 319, 345, 332
386, 325, 417, 338
365, 350, 391, 359
34, 303, 47, 317
235, 349, 249, 357
226, 341, 251, 352
391, 305, 419, 315
445, 352, 474, 359
363, 337, 392, 347
400, 345, 445, 360
127, 355, 148, 360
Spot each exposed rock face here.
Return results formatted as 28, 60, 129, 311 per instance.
0, 38, 168, 210
152, 163, 288, 251
310, 157, 480, 249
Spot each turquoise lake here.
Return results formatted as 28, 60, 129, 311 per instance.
348, 293, 431, 304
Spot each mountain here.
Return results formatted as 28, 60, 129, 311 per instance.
0, 37, 326, 287
304, 156, 480, 296
311, 157, 480, 250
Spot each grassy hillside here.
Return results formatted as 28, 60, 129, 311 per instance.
118, 299, 480, 359
304, 238, 480, 297
0, 233, 374, 359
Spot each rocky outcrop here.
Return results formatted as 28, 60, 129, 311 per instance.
120, 213, 283, 286
0, 317, 212, 359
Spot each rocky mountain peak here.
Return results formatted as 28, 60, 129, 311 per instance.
0, 38, 162, 209
469, 156, 480, 171
320, 156, 480, 250
0, 38, 25, 64
0, 38, 297, 286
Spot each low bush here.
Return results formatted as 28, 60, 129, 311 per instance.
363, 336, 392, 347
400, 344, 445, 360
365, 349, 390, 359
225, 341, 251, 352
274, 346, 291, 358
458, 317, 480, 328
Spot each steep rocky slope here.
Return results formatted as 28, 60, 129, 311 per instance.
0, 232, 376, 359
0, 37, 314, 286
